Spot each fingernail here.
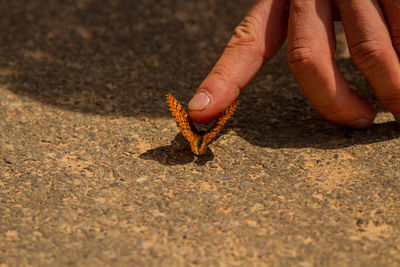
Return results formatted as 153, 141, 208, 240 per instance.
393, 114, 400, 125
188, 90, 211, 111
347, 118, 372, 129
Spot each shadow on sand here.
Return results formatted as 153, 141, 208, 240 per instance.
1, 0, 399, 165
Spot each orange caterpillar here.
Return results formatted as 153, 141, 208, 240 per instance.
167, 93, 239, 155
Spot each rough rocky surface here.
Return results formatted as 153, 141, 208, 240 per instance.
1, 0, 400, 266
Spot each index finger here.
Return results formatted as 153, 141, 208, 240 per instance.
188, 0, 289, 123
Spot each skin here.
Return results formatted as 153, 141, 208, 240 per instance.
188, 0, 400, 128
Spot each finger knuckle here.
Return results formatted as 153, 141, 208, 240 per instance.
286, 45, 318, 73
291, 0, 314, 12
228, 14, 265, 59
349, 40, 386, 72
314, 101, 350, 124
210, 66, 230, 83
232, 15, 259, 44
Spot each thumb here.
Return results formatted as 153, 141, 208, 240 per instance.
188, 0, 289, 123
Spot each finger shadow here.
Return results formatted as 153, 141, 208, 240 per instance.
0, 0, 251, 118
139, 133, 214, 166
2, 0, 399, 152
234, 112, 400, 150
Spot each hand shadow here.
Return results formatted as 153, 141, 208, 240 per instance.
2, 1, 399, 152
234, 110, 400, 150
139, 133, 214, 166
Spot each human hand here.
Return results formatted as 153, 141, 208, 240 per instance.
188, 0, 400, 128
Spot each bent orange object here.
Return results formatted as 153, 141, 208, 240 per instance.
167, 93, 239, 155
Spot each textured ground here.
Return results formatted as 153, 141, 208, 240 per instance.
1, 0, 400, 266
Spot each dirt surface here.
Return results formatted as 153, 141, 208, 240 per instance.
1, 1, 400, 266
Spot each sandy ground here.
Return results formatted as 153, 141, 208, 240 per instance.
1, 0, 400, 266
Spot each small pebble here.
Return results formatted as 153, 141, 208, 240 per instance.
88, 131, 96, 139
77, 153, 90, 161
136, 177, 148, 183
58, 133, 70, 139
4, 156, 16, 164
112, 168, 120, 178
